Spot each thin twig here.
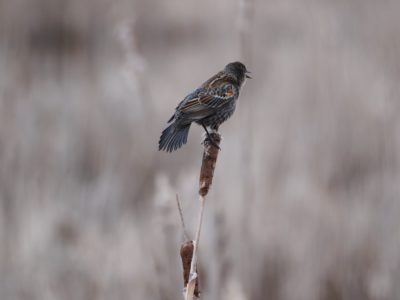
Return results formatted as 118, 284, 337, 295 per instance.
176, 194, 190, 241
185, 195, 205, 300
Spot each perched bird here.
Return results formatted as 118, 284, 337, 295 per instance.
159, 61, 251, 152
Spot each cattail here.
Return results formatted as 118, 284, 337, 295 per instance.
183, 133, 221, 300
199, 133, 221, 197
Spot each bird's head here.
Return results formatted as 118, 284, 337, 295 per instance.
224, 61, 251, 86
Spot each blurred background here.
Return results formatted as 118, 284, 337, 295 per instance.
1, 0, 400, 299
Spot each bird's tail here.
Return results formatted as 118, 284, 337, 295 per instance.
158, 122, 191, 152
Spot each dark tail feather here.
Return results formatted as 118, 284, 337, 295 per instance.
158, 122, 191, 152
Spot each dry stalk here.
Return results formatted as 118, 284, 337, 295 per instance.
183, 133, 221, 300
176, 194, 190, 241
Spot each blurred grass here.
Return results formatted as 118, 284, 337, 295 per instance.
0, 0, 400, 299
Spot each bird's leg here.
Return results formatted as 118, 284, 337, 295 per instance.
201, 123, 221, 150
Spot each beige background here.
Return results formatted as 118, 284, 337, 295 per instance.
1, 0, 400, 299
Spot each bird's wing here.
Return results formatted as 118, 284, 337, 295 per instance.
177, 83, 236, 120
177, 72, 237, 120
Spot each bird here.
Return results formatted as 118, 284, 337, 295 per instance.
158, 61, 251, 152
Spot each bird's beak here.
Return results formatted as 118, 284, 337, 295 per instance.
245, 71, 252, 79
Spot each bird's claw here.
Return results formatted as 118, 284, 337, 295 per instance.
202, 136, 221, 150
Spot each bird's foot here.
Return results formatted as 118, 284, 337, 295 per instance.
202, 132, 221, 150
207, 137, 221, 150
200, 123, 221, 150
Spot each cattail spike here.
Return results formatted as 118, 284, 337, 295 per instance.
199, 133, 221, 196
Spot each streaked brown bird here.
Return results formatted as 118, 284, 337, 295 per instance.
159, 61, 250, 152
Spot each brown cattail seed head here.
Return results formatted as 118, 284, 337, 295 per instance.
199, 133, 221, 196
180, 241, 200, 297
